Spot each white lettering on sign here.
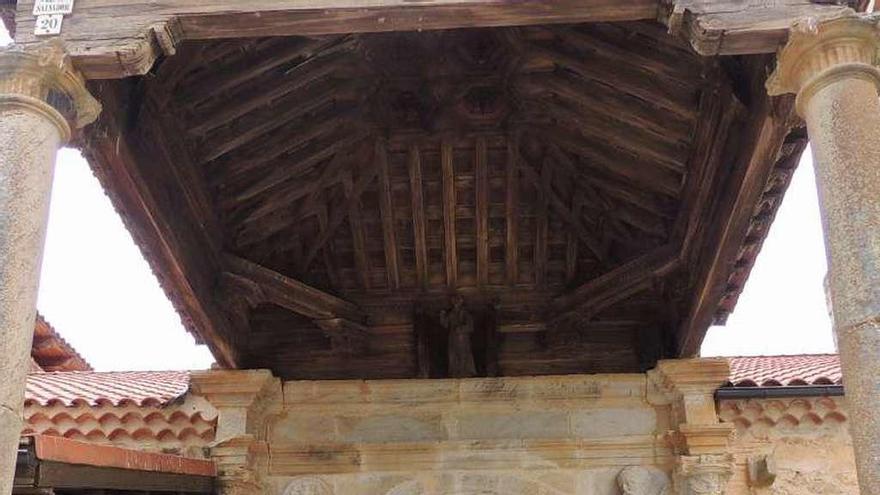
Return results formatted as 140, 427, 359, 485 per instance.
34, 14, 64, 36
33, 0, 74, 16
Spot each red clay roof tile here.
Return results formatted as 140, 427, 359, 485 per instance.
25, 371, 190, 407
726, 354, 842, 387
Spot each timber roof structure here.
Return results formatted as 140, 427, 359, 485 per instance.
7, 0, 870, 380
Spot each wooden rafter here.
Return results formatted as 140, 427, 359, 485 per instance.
534, 160, 550, 287
523, 42, 695, 121
224, 254, 365, 322
344, 171, 372, 290
441, 141, 458, 288
553, 244, 679, 320
189, 41, 356, 136
678, 76, 797, 355
537, 125, 682, 198
375, 140, 401, 289
566, 192, 584, 283
408, 145, 429, 289
475, 137, 490, 287
303, 146, 380, 272
505, 137, 520, 286
516, 150, 607, 263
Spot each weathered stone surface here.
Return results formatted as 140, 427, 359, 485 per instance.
617, 466, 670, 495
570, 408, 656, 439
721, 397, 859, 494
456, 411, 569, 440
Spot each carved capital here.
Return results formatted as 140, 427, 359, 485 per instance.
674, 454, 734, 495
190, 369, 282, 442
0, 40, 100, 140
767, 13, 880, 115
648, 359, 733, 455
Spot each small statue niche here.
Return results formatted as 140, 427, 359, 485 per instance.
415, 297, 498, 379
440, 296, 478, 378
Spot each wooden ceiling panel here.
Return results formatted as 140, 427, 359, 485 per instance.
97, 19, 799, 379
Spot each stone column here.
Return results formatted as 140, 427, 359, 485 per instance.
768, 13, 880, 495
0, 41, 99, 495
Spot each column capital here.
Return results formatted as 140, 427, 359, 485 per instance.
767, 13, 880, 116
648, 359, 733, 456
0, 40, 100, 141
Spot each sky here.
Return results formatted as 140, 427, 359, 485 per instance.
1, 29, 837, 372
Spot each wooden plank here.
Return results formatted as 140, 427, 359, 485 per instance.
517, 154, 606, 263
225, 254, 365, 322
441, 141, 458, 288
345, 172, 372, 290
678, 85, 796, 355
505, 137, 519, 286
36, 462, 213, 493
13, 0, 660, 79
553, 244, 679, 317
375, 141, 400, 289
475, 137, 490, 287
534, 161, 551, 288
303, 152, 380, 272
566, 192, 584, 284
408, 145, 429, 290
673, 76, 741, 259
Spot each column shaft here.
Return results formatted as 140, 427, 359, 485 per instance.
0, 41, 99, 495
0, 100, 63, 495
803, 74, 880, 494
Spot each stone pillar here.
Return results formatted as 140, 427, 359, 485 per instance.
648, 358, 734, 495
767, 13, 880, 494
0, 41, 99, 495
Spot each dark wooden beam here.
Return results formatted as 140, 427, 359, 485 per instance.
505, 137, 520, 286
442, 141, 458, 288
408, 145, 429, 290
18, 1, 660, 79
534, 160, 551, 288
673, 74, 742, 260
566, 192, 584, 284
303, 148, 379, 272
224, 254, 365, 322
677, 80, 798, 356
517, 151, 607, 263
314, 318, 369, 355
376, 141, 401, 290
344, 171, 372, 290
553, 244, 679, 319
475, 137, 490, 287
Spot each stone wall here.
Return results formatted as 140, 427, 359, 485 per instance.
265, 374, 676, 495
720, 396, 858, 494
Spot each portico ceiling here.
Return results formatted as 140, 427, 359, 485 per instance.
75, 17, 811, 378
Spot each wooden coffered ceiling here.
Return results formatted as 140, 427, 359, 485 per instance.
80, 20, 807, 379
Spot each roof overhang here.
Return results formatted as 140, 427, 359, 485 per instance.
15, 436, 215, 494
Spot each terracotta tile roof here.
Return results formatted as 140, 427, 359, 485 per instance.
725, 354, 842, 387
22, 371, 216, 456
31, 314, 92, 372
25, 371, 190, 407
